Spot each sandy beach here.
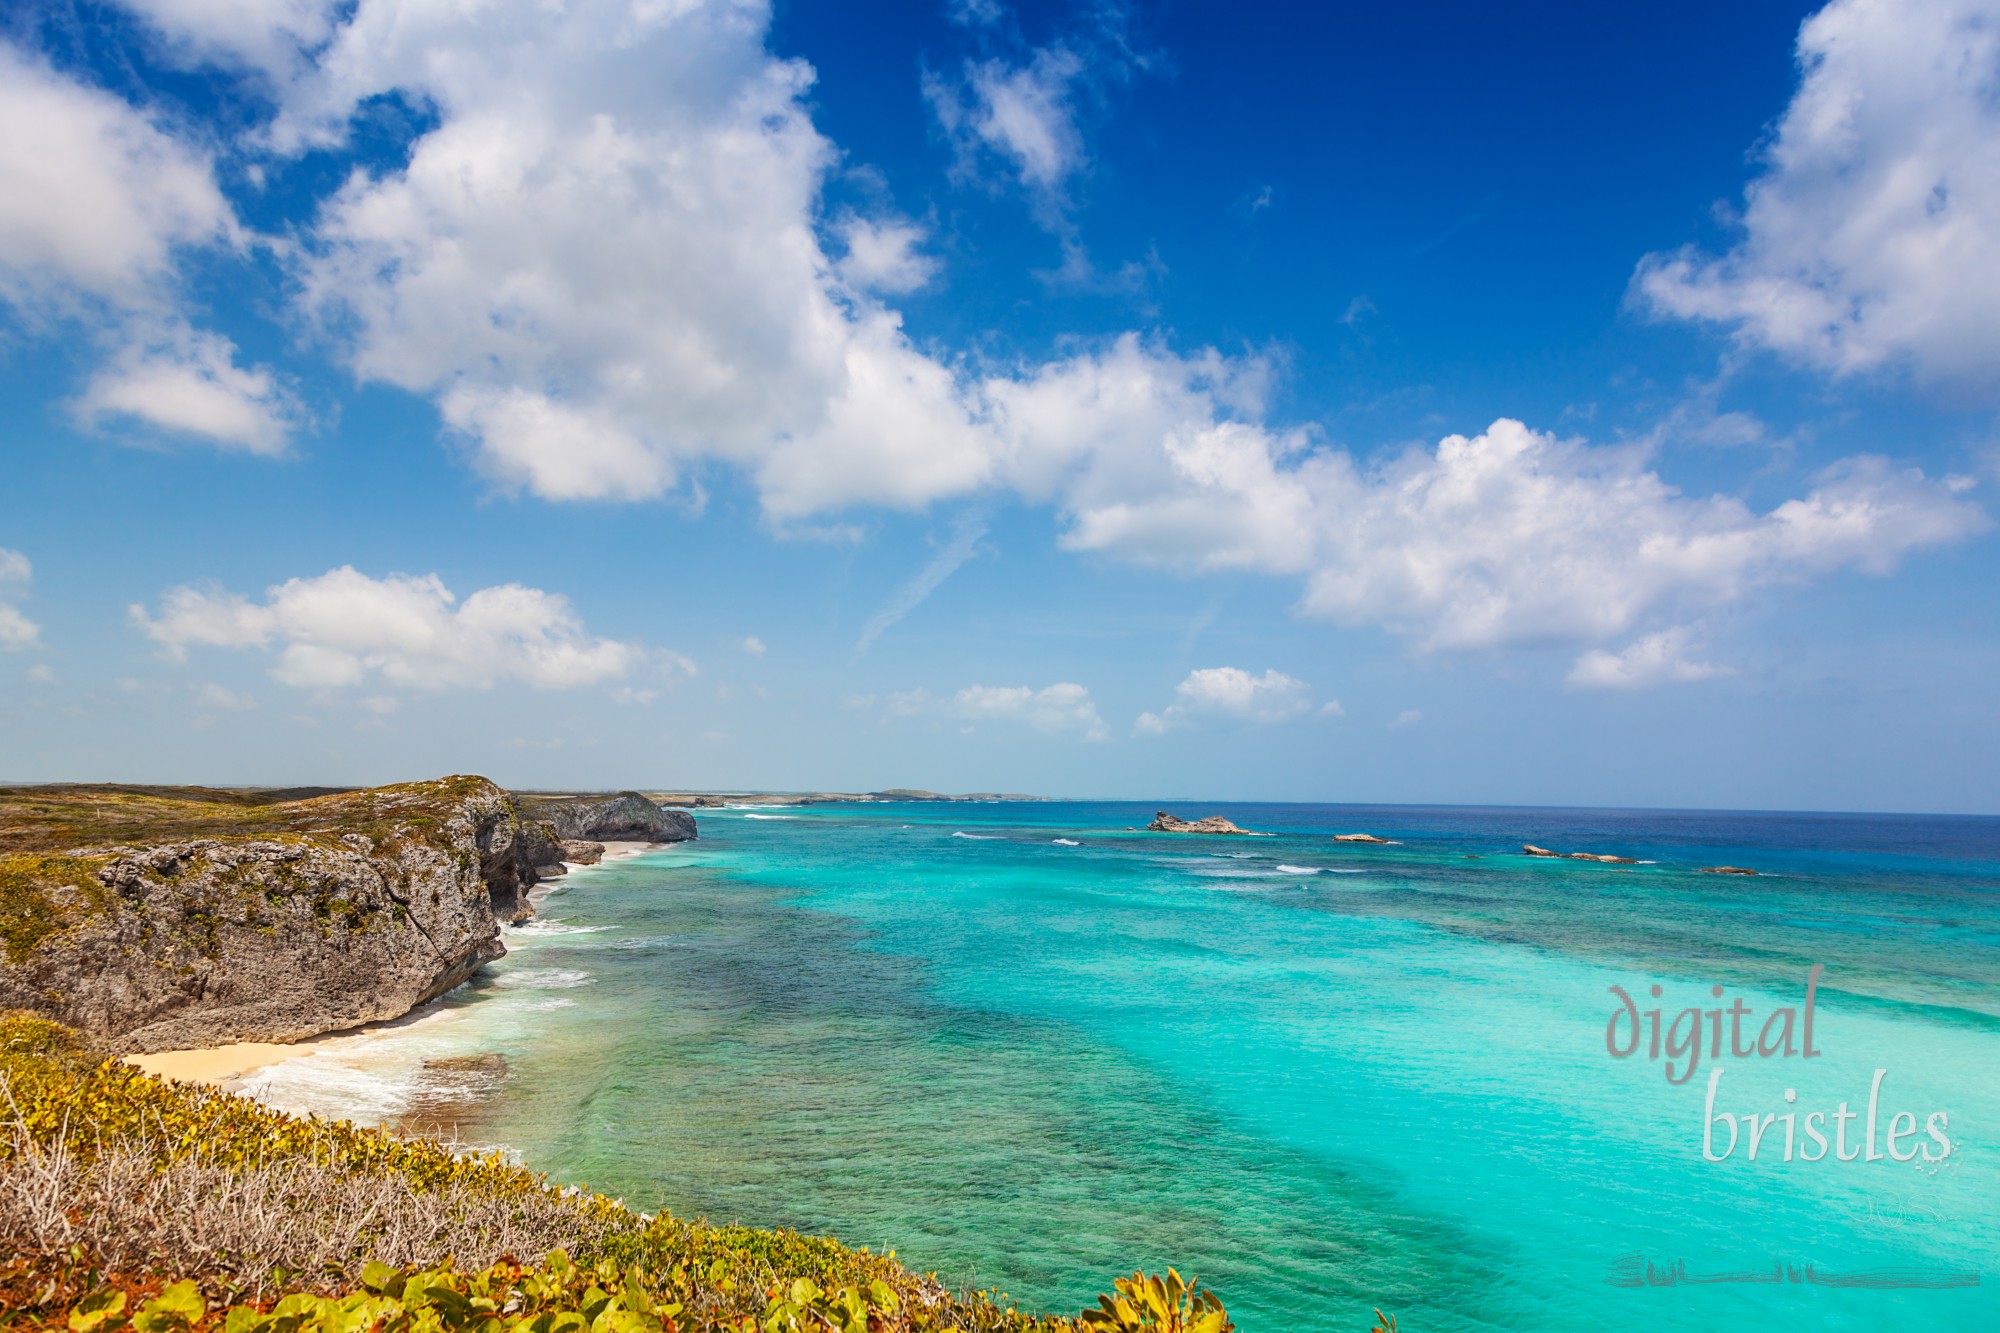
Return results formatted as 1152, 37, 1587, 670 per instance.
125, 1040, 319, 1085
124, 840, 666, 1088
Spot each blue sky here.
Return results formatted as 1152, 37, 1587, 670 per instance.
2, 0, 1997, 811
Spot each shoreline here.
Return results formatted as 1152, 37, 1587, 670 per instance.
125, 840, 664, 1090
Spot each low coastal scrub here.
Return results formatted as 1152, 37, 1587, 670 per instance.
0, 1015, 1258, 1333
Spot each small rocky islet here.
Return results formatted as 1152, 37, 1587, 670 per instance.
1145, 810, 1261, 835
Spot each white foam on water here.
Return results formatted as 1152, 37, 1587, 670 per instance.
240, 1052, 413, 1123
1052, 838, 1081, 846
600, 934, 682, 951
234, 1003, 472, 1124
1276, 865, 1324, 874
504, 920, 609, 938
742, 813, 796, 820
494, 967, 595, 989
951, 831, 1001, 840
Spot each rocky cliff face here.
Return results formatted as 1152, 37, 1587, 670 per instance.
0, 776, 555, 1053
518, 792, 697, 844
476, 810, 566, 923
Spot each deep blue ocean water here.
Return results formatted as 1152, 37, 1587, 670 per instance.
248, 802, 2000, 1331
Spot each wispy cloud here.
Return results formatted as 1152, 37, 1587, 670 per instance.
1567, 625, 1734, 691
0, 548, 42, 651
925, 1, 1155, 280
1412, 193, 1499, 256
1135, 666, 1315, 734
852, 513, 988, 660
890, 681, 1108, 741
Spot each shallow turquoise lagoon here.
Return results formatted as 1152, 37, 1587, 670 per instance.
248, 802, 2000, 1331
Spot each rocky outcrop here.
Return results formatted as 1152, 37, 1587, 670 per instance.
477, 812, 566, 923
1148, 811, 1258, 835
519, 792, 697, 844
0, 776, 550, 1053
1522, 843, 1635, 863
1332, 833, 1391, 844
560, 840, 605, 865
1703, 865, 1759, 876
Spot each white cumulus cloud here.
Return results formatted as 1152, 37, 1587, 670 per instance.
833, 215, 939, 295
133, 566, 638, 690
1635, 0, 2000, 392
1295, 423, 1989, 649
891, 681, 1108, 741
75, 324, 296, 454
1567, 625, 1735, 691
981, 373, 1987, 652
0, 43, 232, 308
289, 0, 891, 506
1135, 666, 1314, 734
111, 0, 343, 84
0, 42, 293, 450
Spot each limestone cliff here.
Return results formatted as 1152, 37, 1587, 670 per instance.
0, 776, 554, 1053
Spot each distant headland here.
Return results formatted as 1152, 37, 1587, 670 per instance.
649, 788, 1049, 806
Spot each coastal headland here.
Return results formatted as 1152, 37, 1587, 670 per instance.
0, 777, 694, 1054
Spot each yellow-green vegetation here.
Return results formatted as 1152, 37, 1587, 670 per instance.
1079, 1274, 1226, 1333
0, 778, 504, 858
0, 856, 116, 964
0, 1015, 1254, 1333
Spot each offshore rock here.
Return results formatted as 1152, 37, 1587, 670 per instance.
1332, 833, 1392, 844
1522, 845, 1560, 857
520, 792, 697, 843
0, 776, 546, 1053
1148, 811, 1256, 835
1703, 865, 1759, 876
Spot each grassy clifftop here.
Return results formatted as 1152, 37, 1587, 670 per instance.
0, 1014, 1245, 1333
0, 778, 502, 858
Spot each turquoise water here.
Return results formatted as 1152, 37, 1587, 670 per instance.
249, 803, 2000, 1331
